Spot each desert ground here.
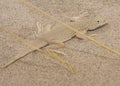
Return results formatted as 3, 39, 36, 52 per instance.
0, 0, 120, 86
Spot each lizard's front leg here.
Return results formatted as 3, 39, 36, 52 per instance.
75, 30, 97, 39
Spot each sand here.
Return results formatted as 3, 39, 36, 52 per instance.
0, 0, 120, 86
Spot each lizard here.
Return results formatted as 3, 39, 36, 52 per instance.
2, 14, 108, 68
16, 0, 120, 73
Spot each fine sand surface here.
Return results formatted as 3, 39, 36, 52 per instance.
0, 0, 120, 86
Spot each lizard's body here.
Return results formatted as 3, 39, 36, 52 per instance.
2, 15, 107, 68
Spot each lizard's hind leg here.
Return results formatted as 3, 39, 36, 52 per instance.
45, 41, 66, 55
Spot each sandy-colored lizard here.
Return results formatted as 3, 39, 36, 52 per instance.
12, 0, 120, 73
2, 15, 108, 68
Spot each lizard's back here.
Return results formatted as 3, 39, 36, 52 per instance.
36, 15, 107, 43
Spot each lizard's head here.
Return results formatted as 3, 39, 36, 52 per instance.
69, 15, 108, 31
89, 16, 108, 31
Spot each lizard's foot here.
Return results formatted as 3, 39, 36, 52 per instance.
46, 48, 66, 55
89, 34, 97, 37
75, 30, 86, 40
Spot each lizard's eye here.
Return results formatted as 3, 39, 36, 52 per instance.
97, 20, 100, 23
